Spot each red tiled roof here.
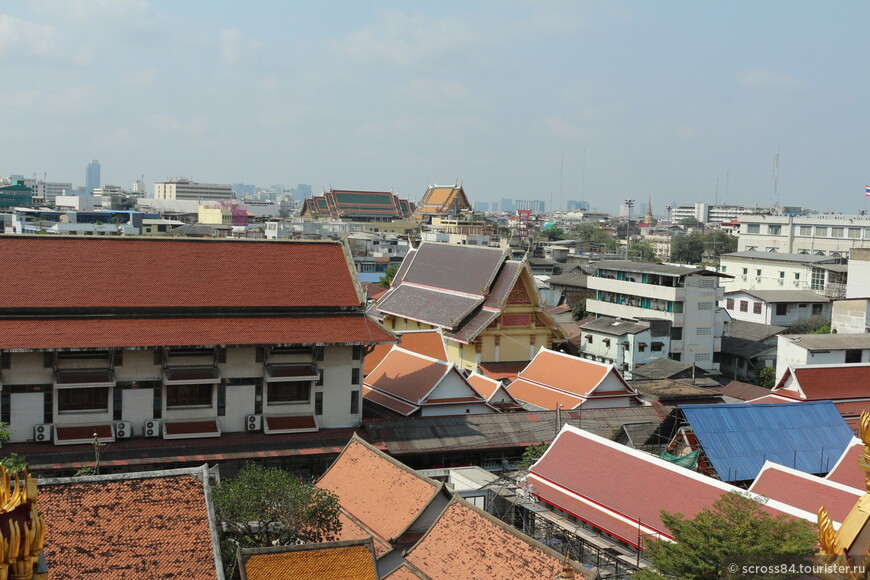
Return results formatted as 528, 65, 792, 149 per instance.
241, 540, 379, 580
405, 500, 586, 580
0, 237, 361, 310
0, 315, 394, 350
332, 513, 391, 556
835, 400, 870, 418
526, 425, 814, 548
507, 379, 584, 410
362, 386, 420, 416
748, 462, 861, 523
363, 330, 447, 375
39, 469, 219, 578
477, 361, 528, 383
384, 564, 423, 580
777, 366, 870, 400
316, 436, 441, 543
826, 440, 866, 489
466, 373, 502, 400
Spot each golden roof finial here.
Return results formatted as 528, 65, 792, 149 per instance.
557, 550, 576, 579
0, 465, 45, 580
859, 412, 870, 493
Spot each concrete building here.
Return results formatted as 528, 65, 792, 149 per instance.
738, 214, 870, 258
85, 159, 100, 192
775, 334, 870, 382
669, 203, 772, 224
719, 251, 847, 297
154, 179, 234, 202
585, 261, 728, 370
722, 290, 831, 326
577, 317, 672, 378
0, 236, 394, 445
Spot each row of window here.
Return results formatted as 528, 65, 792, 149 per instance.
746, 224, 870, 239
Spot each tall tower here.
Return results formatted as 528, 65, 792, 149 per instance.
86, 159, 101, 192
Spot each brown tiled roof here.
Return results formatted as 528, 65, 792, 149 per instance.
748, 462, 861, 523
376, 285, 483, 329
239, 539, 379, 580
39, 466, 220, 579
775, 365, 870, 401
0, 236, 362, 311
0, 315, 394, 350
414, 185, 472, 216
400, 243, 506, 296
362, 386, 420, 416
477, 361, 528, 383
404, 499, 589, 580
364, 348, 452, 404
466, 372, 503, 399
316, 435, 442, 543
825, 439, 865, 490
363, 330, 448, 375
507, 378, 584, 410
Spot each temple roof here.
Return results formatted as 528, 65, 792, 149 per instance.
363, 330, 448, 375
413, 185, 472, 217
300, 189, 414, 220
237, 539, 379, 580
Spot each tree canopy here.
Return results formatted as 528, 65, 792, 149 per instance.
213, 464, 342, 575
379, 264, 400, 288
634, 492, 817, 579
571, 299, 587, 321
519, 441, 550, 470
670, 233, 706, 264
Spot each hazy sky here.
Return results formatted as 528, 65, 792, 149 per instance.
2, 1, 869, 214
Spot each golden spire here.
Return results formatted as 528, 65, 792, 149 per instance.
558, 550, 576, 579
0, 467, 45, 580
859, 412, 870, 493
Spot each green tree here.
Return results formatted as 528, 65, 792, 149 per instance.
0, 453, 28, 474
379, 264, 400, 288
634, 492, 817, 580
670, 233, 706, 264
543, 226, 565, 240
704, 230, 738, 260
519, 442, 550, 470
213, 464, 341, 576
755, 366, 776, 389
784, 315, 831, 335
677, 216, 700, 228
571, 299, 587, 321
0, 423, 11, 447
629, 240, 658, 262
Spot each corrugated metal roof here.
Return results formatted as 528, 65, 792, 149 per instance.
681, 401, 853, 482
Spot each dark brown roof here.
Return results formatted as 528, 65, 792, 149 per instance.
399, 243, 506, 297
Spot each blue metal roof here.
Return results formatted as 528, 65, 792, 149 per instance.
681, 401, 854, 482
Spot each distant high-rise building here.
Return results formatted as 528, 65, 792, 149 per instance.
500, 198, 514, 213
154, 179, 234, 201
475, 201, 489, 213
566, 200, 590, 211
515, 199, 546, 213
85, 160, 100, 192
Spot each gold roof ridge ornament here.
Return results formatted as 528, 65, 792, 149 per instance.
0, 466, 46, 580
816, 411, 870, 579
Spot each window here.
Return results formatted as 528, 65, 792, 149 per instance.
651, 342, 664, 352
315, 391, 323, 415
166, 384, 212, 407
698, 302, 713, 310
779, 271, 785, 279
849, 228, 862, 239
57, 387, 109, 412
268, 381, 310, 404
794, 273, 800, 280
721, 266, 727, 272
753, 303, 762, 314
846, 349, 862, 364
756, 269, 762, 276
745, 246, 758, 251
742, 268, 748, 275
775, 303, 787, 316
695, 353, 711, 362
0, 353, 9, 370
766, 247, 778, 253
747, 224, 760, 233
638, 343, 647, 352
740, 301, 748, 312
351, 368, 360, 385
832, 227, 844, 238
352, 346, 362, 360
768, 225, 781, 235
813, 304, 823, 316
798, 303, 807, 308
726, 298, 734, 309
670, 327, 683, 340
696, 327, 711, 335
816, 227, 828, 236
350, 391, 359, 414
799, 226, 812, 236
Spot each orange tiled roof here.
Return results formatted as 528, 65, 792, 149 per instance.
364, 330, 447, 375
0, 315, 394, 350
384, 563, 425, 579
517, 349, 610, 397
240, 539, 379, 580
364, 348, 451, 404
405, 499, 587, 580
316, 435, 442, 543
332, 512, 391, 556
507, 378, 584, 410
0, 236, 362, 311
39, 466, 220, 578
466, 372, 502, 399
414, 185, 472, 215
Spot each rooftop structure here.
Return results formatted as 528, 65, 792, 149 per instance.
771, 363, 870, 429
737, 213, 870, 258
300, 189, 414, 222
722, 289, 831, 326
39, 465, 223, 578
776, 335, 870, 382
235, 539, 379, 580
412, 184, 472, 220
154, 179, 234, 202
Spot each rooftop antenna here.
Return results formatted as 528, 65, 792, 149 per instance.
773, 150, 780, 209
714, 177, 719, 206
559, 149, 564, 212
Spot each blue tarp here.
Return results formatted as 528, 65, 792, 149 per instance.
681, 401, 854, 482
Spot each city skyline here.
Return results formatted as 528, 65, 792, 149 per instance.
2, 1, 869, 214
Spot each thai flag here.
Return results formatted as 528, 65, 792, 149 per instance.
866, 185, 870, 196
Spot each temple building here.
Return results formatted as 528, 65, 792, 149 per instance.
300, 189, 414, 222
370, 243, 564, 373
412, 184, 473, 222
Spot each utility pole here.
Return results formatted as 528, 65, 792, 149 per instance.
624, 199, 635, 259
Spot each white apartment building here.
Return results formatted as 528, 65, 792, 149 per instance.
577, 317, 671, 378
670, 203, 773, 224
775, 334, 870, 382
738, 214, 870, 258
719, 251, 847, 297
154, 179, 234, 202
585, 261, 728, 370
721, 290, 831, 326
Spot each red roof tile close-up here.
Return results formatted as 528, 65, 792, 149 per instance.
316, 436, 441, 543
0, 315, 394, 350
39, 468, 220, 579
0, 237, 361, 311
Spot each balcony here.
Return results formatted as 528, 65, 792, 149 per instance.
587, 299, 675, 323
588, 276, 686, 302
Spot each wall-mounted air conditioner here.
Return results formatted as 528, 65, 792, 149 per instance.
33, 424, 52, 443
114, 421, 132, 438
246, 414, 262, 432
143, 419, 161, 437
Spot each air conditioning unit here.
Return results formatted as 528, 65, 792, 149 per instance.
793, 280, 800, 287
740, 275, 747, 281
246, 414, 262, 432
33, 424, 52, 443
777, 279, 784, 285
114, 421, 132, 438
143, 419, 161, 437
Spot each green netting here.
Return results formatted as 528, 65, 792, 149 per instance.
659, 449, 700, 470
